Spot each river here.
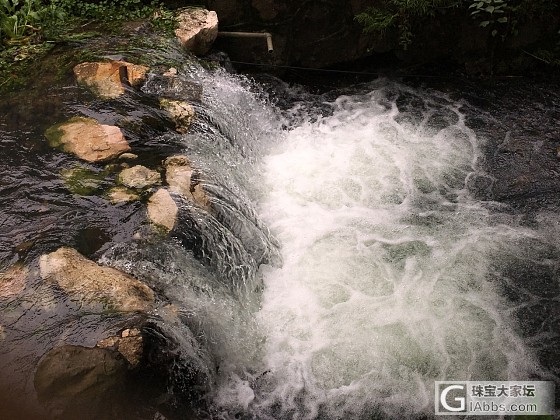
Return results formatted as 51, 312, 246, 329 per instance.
0, 40, 558, 419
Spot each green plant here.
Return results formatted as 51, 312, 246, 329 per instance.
355, 0, 464, 49
469, 0, 508, 37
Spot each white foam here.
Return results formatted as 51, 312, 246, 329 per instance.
240, 84, 541, 419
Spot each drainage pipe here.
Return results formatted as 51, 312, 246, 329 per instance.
217, 32, 274, 53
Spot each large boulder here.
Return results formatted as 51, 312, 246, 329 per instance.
39, 247, 154, 312
45, 117, 131, 163
147, 188, 178, 232
164, 155, 210, 210
118, 165, 161, 189
74, 61, 149, 99
175, 8, 218, 55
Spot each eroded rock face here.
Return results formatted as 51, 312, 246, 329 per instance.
175, 8, 218, 55
0, 263, 27, 297
164, 155, 210, 209
118, 165, 161, 189
45, 117, 131, 162
74, 61, 149, 99
159, 98, 196, 133
147, 188, 178, 232
39, 247, 154, 312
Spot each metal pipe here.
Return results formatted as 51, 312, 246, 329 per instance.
217, 31, 274, 54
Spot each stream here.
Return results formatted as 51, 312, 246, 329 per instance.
0, 36, 558, 419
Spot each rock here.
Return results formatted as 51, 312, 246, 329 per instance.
97, 328, 143, 367
145, 73, 203, 102
34, 344, 127, 416
39, 247, 154, 312
60, 166, 106, 195
118, 165, 161, 189
108, 186, 140, 203
119, 152, 138, 160
163, 67, 177, 76
73, 61, 149, 99
45, 117, 131, 163
164, 155, 211, 210
175, 8, 218, 55
0, 263, 27, 297
147, 188, 178, 232
159, 98, 196, 133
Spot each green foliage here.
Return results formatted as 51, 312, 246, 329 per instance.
469, 0, 508, 38
355, 0, 463, 49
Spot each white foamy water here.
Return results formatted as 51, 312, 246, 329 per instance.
227, 83, 543, 419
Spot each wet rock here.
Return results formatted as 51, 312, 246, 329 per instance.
145, 73, 203, 102
0, 263, 27, 297
45, 116, 131, 162
164, 155, 210, 209
159, 98, 195, 133
119, 152, 138, 160
175, 8, 218, 55
118, 165, 161, 189
147, 188, 178, 232
108, 186, 140, 203
61, 166, 106, 195
74, 61, 149, 99
39, 247, 154, 312
34, 344, 127, 417
97, 328, 143, 367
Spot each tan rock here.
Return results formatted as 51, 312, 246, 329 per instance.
108, 186, 140, 203
159, 98, 195, 133
147, 188, 178, 232
164, 155, 211, 210
39, 247, 154, 312
119, 153, 138, 160
0, 263, 27, 297
97, 328, 143, 367
45, 117, 130, 163
73, 61, 149, 99
118, 165, 161, 189
175, 8, 218, 55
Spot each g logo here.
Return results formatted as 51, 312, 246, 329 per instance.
436, 382, 467, 414
441, 385, 465, 411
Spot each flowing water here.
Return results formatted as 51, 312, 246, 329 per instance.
0, 39, 559, 419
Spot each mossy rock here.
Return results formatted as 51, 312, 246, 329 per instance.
60, 166, 108, 196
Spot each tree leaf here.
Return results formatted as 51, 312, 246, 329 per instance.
491, 29, 498, 37
479, 20, 490, 27
497, 16, 508, 23
485, 5, 495, 13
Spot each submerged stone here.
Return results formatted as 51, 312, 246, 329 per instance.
107, 186, 140, 203
0, 263, 27, 297
39, 247, 154, 312
73, 60, 149, 99
46, 117, 131, 162
159, 98, 196, 133
60, 166, 106, 195
147, 188, 178, 232
118, 165, 161, 189
34, 344, 127, 416
164, 155, 211, 210
175, 8, 218, 55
